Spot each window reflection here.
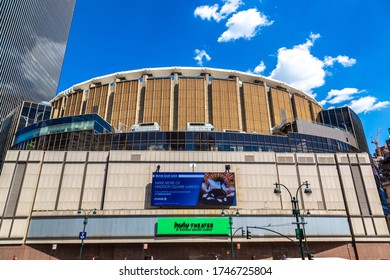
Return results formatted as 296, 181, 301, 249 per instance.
14, 126, 359, 154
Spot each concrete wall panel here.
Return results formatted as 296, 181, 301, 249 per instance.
298, 164, 323, 210
4, 151, 19, 161
57, 164, 84, 210
351, 217, 365, 235
15, 163, 40, 216
33, 163, 62, 211
0, 219, 12, 238
81, 163, 106, 209
319, 165, 345, 211
363, 217, 375, 235
43, 151, 65, 162
339, 165, 361, 215
373, 218, 389, 235
10, 218, 28, 238
0, 163, 16, 216
360, 165, 384, 215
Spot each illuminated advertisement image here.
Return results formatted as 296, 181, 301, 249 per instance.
151, 172, 236, 207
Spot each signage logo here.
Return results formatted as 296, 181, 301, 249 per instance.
157, 217, 230, 235
173, 221, 214, 232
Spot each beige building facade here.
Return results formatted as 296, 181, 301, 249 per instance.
0, 149, 389, 260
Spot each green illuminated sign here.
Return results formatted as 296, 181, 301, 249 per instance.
157, 217, 230, 235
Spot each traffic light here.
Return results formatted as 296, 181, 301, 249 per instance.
241, 229, 246, 237
246, 229, 252, 239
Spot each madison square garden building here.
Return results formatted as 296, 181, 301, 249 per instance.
0, 67, 389, 260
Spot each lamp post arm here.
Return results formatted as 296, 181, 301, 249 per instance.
295, 181, 309, 202
275, 183, 293, 200
248, 226, 298, 245
232, 226, 244, 237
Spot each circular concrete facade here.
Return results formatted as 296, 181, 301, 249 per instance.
52, 67, 323, 134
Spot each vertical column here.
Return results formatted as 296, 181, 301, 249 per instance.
204, 74, 210, 124
264, 83, 272, 134
138, 74, 149, 124
170, 73, 178, 131
235, 77, 243, 131
135, 77, 143, 125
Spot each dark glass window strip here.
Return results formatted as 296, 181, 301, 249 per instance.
12, 131, 359, 154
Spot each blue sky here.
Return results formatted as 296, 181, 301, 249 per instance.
58, 0, 390, 155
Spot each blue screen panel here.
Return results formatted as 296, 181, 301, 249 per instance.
151, 172, 236, 207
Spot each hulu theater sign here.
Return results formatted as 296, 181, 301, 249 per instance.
157, 217, 230, 235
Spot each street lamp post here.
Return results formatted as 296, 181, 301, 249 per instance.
221, 208, 241, 260
77, 208, 97, 260
301, 210, 313, 260
273, 181, 312, 260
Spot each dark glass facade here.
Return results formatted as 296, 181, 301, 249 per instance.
14, 114, 112, 145
0, 0, 76, 123
320, 107, 369, 153
13, 129, 358, 154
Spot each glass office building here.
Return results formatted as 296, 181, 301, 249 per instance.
0, 0, 76, 123
0, 101, 52, 172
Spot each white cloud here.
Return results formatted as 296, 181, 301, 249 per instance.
324, 55, 356, 67
194, 49, 211, 66
194, 0, 243, 22
309, 33, 321, 41
269, 33, 324, 94
268, 33, 357, 95
321, 88, 363, 105
219, 0, 243, 19
320, 89, 390, 115
194, 1, 272, 42
348, 96, 390, 114
249, 60, 266, 74
194, 4, 220, 21
318, 100, 327, 106
217, 8, 273, 42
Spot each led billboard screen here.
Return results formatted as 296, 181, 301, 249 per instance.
151, 172, 236, 207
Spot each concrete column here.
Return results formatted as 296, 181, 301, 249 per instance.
235, 76, 243, 131
204, 74, 210, 124
169, 73, 178, 131
135, 74, 148, 124
263, 82, 273, 134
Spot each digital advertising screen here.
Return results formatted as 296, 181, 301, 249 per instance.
151, 172, 236, 207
